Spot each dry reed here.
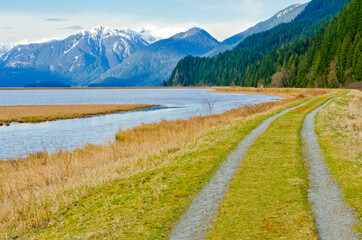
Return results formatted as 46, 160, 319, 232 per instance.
212, 87, 330, 98
0, 89, 326, 237
0, 104, 155, 124
316, 90, 362, 231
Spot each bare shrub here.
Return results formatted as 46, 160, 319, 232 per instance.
271, 71, 284, 87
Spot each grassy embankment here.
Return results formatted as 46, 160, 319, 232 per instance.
206, 93, 345, 239
0, 104, 156, 125
20, 97, 316, 239
316, 90, 362, 233
0, 88, 329, 238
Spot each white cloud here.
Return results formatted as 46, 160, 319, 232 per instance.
9, 38, 58, 48
137, 24, 194, 39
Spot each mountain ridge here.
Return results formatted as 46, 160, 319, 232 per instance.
0, 26, 151, 87
204, 3, 309, 57
91, 27, 219, 87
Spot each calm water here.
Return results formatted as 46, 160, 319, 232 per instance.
0, 89, 279, 159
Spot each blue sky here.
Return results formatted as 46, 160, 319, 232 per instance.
0, 0, 310, 45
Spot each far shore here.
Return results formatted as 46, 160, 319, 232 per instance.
210, 87, 332, 98
0, 86, 210, 91
0, 104, 157, 125
0, 86, 338, 98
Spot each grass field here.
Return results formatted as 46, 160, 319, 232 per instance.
316, 90, 362, 233
0, 104, 155, 124
2, 88, 356, 239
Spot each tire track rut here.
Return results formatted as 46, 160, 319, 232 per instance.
169, 99, 312, 240
301, 97, 359, 240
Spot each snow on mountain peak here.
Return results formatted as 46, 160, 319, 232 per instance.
79, 25, 157, 44
7, 38, 58, 49
137, 24, 194, 43
277, 4, 302, 18
0, 43, 8, 50
0, 43, 9, 57
85, 25, 118, 38
137, 25, 163, 44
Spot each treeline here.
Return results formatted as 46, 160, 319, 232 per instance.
167, 0, 361, 88
246, 0, 361, 88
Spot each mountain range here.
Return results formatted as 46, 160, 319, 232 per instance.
0, 2, 317, 87
0, 26, 151, 87
91, 28, 219, 87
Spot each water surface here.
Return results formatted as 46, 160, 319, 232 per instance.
0, 89, 280, 159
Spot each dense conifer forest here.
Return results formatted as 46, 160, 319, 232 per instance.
167, 0, 361, 88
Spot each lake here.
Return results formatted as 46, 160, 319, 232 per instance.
0, 89, 280, 159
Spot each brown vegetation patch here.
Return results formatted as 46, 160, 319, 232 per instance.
0, 104, 155, 124
212, 87, 331, 98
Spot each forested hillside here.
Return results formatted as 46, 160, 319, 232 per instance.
167, 0, 360, 88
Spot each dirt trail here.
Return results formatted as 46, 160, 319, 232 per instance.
169, 99, 312, 240
301, 97, 359, 240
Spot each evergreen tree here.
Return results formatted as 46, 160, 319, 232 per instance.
167, 0, 361, 88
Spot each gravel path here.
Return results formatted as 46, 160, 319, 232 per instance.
301, 97, 359, 240
169, 100, 312, 240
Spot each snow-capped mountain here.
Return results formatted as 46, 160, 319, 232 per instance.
137, 27, 162, 44
0, 26, 150, 86
205, 3, 309, 57
0, 44, 8, 57
91, 27, 219, 87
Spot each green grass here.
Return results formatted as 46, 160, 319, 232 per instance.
316, 91, 362, 234
206, 96, 337, 239
21, 99, 311, 239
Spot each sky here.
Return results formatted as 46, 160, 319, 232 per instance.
0, 0, 310, 46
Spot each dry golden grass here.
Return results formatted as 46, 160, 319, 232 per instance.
0, 104, 155, 124
212, 87, 331, 98
0, 89, 326, 237
316, 90, 362, 232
